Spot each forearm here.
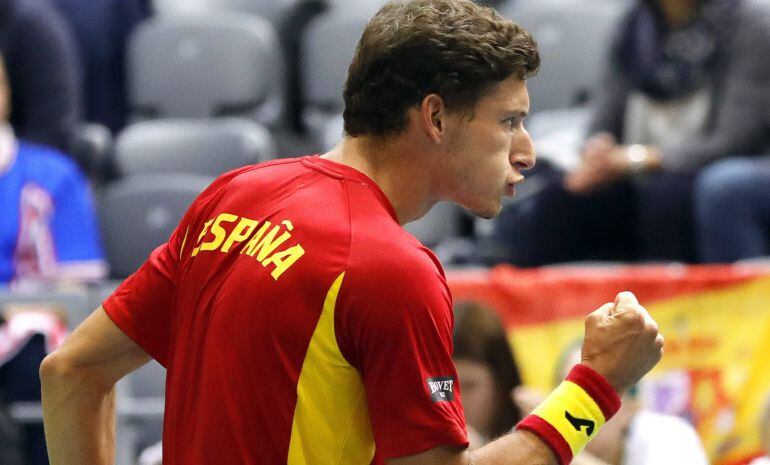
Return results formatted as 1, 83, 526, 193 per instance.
469, 429, 558, 465
41, 354, 117, 465
572, 452, 613, 465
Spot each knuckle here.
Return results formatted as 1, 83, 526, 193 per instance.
646, 321, 660, 334
627, 309, 645, 327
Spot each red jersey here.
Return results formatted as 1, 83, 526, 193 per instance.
103, 156, 468, 464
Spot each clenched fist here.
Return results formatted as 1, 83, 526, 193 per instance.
580, 291, 664, 394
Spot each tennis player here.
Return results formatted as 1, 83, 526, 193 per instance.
40, 1, 664, 464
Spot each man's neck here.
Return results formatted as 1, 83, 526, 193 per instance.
322, 135, 438, 225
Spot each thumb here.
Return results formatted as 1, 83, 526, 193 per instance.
614, 291, 639, 311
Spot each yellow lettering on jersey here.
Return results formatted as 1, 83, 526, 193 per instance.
191, 218, 214, 257
244, 223, 291, 261
191, 214, 306, 281
241, 221, 271, 256
262, 244, 305, 280
199, 213, 238, 253
221, 217, 259, 253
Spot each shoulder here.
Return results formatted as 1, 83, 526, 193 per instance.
349, 223, 446, 295
335, 230, 454, 367
340, 222, 451, 334
17, 141, 86, 188
192, 157, 306, 205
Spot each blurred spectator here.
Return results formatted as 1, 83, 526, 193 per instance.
694, 156, 770, 263
0, 55, 106, 288
138, 440, 163, 465
749, 392, 770, 465
0, 307, 67, 465
514, 341, 709, 465
0, 0, 82, 153
51, 0, 150, 133
452, 301, 523, 447
0, 396, 21, 465
492, 0, 770, 266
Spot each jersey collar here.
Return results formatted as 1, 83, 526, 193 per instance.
302, 155, 399, 223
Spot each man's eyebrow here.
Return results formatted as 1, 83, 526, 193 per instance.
503, 110, 529, 119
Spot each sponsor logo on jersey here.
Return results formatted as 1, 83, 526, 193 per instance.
426, 376, 455, 402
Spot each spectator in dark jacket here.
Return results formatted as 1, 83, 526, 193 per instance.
493, 0, 770, 266
51, 0, 150, 133
0, 0, 82, 152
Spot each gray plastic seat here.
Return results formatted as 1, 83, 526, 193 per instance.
154, 0, 299, 28
127, 12, 284, 126
500, 0, 629, 113
405, 202, 466, 248
115, 118, 274, 177
300, 2, 384, 142
99, 174, 213, 278
209, 0, 299, 27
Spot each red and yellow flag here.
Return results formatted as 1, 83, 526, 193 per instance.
448, 265, 770, 464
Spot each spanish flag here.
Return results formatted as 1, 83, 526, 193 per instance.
448, 265, 770, 464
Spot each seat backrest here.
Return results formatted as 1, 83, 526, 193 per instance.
115, 118, 274, 177
99, 174, 213, 278
300, 1, 385, 113
405, 202, 466, 248
154, 0, 298, 28
500, 0, 628, 113
127, 13, 284, 123
210, 0, 299, 27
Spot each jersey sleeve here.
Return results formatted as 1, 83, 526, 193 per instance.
336, 253, 469, 459
103, 236, 181, 365
102, 166, 251, 365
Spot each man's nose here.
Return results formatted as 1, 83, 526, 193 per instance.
511, 130, 536, 171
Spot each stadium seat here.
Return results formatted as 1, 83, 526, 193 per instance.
153, 0, 299, 28
299, 1, 383, 145
208, 0, 299, 28
405, 202, 467, 248
115, 358, 166, 464
66, 122, 114, 180
98, 174, 213, 278
127, 12, 285, 127
500, 0, 629, 113
114, 118, 274, 177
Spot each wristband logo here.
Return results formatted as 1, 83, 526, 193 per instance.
565, 411, 595, 436
426, 376, 455, 402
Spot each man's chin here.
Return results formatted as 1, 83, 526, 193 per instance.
468, 203, 502, 220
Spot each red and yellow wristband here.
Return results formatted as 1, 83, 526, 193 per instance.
516, 364, 622, 465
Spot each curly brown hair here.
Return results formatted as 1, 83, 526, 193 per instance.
343, 0, 540, 138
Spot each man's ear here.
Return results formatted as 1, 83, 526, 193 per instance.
419, 93, 446, 144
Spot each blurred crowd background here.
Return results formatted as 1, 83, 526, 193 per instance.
0, 0, 768, 464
